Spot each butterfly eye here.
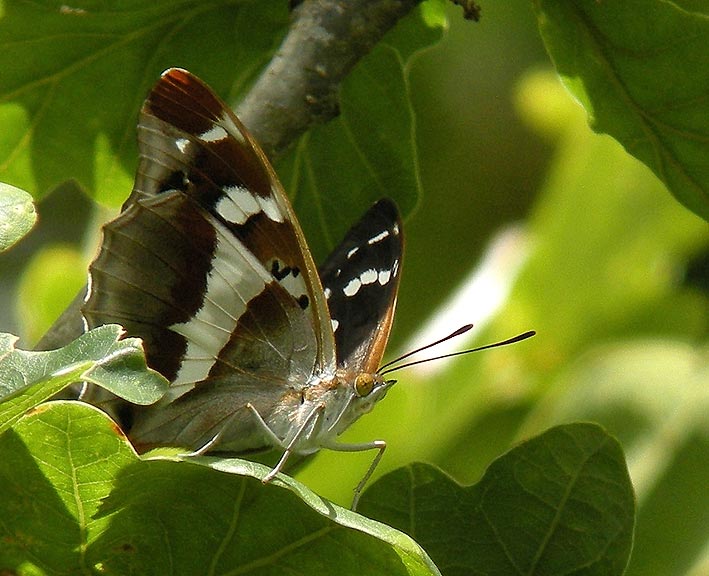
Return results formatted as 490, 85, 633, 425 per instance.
354, 374, 375, 397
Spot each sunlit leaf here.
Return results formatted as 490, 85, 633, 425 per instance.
0, 325, 167, 434
0, 1, 289, 204
15, 245, 87, 344
0, 183, 35, 251
534, 0, 709, 219
522, 340, 709, 576
0, 401, 440, 575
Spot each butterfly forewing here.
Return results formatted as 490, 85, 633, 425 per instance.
319, 199, 403, 373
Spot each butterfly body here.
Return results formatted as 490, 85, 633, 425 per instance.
127, 364, 393, 458
82, 69, 403, 493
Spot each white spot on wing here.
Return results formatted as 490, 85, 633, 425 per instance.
221, 114, 245, 144
367, 229, 390, 245
324, 287, 332, 299
200, 124, 228, 142
216, 192, 247, 224
277, 269, 307, 302
331, 318, 339, 332
260, 193, 284, 223
347, 246, 359, 259
84, 273, 93, 303
343, 277, 361, 296
360, 268, 377, 285
338, 267, 389, 300
236, 188, 260, 214
82, 273, 93, 332
220, 183, 285, 225
219, 185, 259, 224
176, 138, 190, 154
392, 259, 400, 277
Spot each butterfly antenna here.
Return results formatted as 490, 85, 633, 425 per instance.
377, 324, 475, 372
379, 330, 536, 376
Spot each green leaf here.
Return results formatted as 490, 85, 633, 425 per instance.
511, 71, 707, 359
280, 3, 446, 260
15, 245, 87, 344
359, 423, 636, 576
0, 182, 36, 251
533, 0, 709, 220
0, 401, 440, 575
0, 1, 442, 258
0, 1, 288, 204
194, 457, 441, 576
0, 402, 137, 574
0, 325, 167, 434
521, 340, 709, 576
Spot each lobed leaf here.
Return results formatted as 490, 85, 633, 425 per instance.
0, 325, 167, 434
0, 401, 440, 576
0, 1, 288, 205
359, 423, 636, 576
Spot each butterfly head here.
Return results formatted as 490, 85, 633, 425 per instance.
352, 372, 397, 410
312, 369, 396, 439
354, 372, 394, 398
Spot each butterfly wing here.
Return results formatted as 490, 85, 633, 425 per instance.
319, 198, 403, 374
83, 69, 337, 447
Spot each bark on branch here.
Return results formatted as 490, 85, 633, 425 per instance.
238, 0, 422, 158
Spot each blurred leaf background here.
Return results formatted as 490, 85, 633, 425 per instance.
0, 1, 706, 575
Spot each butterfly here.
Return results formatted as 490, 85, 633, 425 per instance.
82, 68, 403, 507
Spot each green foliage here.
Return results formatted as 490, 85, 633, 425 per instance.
0, 183, 35, 251
534, 0, 709, 220
0, 401, 632, 575
0, 324, 167, 434
0, 1, 706, 575
280, 6, 444, 258
0, 0, 288, 205
360, 424, 635, 576
1, 401, 438, 575
15, 244, 87, 343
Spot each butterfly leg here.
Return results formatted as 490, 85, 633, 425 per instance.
325, 439, 387, 510
179, 412, 239, 457
246, 403, 284, 447
246, 402, 326, 484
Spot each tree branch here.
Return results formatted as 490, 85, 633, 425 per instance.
36, 0, 422, 350
237, 0, 422, 158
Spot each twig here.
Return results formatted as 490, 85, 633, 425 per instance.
450, 0, 481, 22
237, 0, 422, 158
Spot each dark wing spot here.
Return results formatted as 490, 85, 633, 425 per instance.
159, 170, 189, 194
271, 260, 292, 281
297, 294, 309, 310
